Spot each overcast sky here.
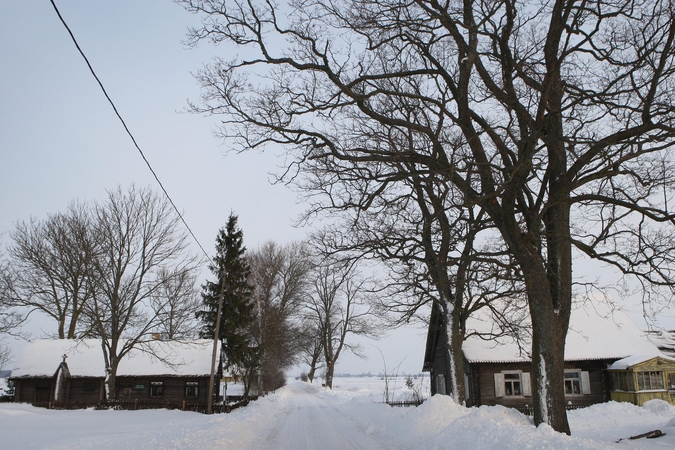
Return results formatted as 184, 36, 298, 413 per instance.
2, 1, 673, 376
0, 0, 429, 375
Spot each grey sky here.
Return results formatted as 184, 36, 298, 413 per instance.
0, 1, 428, 375
3, 1, 673, 376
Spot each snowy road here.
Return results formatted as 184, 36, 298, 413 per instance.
260, 383, 398, 450
4, 379, 675, 449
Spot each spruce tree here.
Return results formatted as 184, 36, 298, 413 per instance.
198, 214, 255, 375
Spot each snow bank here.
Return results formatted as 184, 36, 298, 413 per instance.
2, 379, 675, 449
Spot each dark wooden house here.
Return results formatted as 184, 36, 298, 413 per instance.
9, 339, 220, 408
423, 302, 662, 411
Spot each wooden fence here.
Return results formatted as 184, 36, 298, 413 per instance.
27, 396, 257, 413
514, 404, 589, 416
387, 399, 426, 407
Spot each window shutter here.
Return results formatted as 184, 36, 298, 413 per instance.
522, 372, 532, 396
494, 373, 505, 397
581, 371, 591, 394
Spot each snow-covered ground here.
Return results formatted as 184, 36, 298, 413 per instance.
1, 377, 675, 449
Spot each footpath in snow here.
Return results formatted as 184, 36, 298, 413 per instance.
2, 379, 675, 449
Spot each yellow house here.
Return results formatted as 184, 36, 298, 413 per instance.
607, 354, 675, 406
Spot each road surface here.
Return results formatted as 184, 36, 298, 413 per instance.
260, 383, 399, 450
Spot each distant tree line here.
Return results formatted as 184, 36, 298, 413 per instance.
0, 186, 381, 400
197, 213, 379, 396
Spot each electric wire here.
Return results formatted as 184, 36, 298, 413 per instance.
49, 0, 211, 260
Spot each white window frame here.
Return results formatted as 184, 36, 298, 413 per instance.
494, 371, 531, 398
564, 369, 591, 396
150, 381, 164, 397
185, 381, 199, 398
437, 374, 446, 395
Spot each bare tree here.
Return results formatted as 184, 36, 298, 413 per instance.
0, 248, 25, 368
0, 251, 24, 336
182, 0, 675, 433
151, 268, 201, 339
298, 319, 323, 383
0, 342, 11, 371
248, 241, 311, 392
306, 259, 379, 389
308, 162, 527, 403
7, 203, 95, 338
85, 185, 200, 399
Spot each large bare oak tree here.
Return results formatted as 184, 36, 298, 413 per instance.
182, 0, 675, 433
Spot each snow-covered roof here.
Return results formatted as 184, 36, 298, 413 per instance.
645, 329, 675, 358
606, 353, 675, 370
462, 303, 661, 364
10, 339, 218, 378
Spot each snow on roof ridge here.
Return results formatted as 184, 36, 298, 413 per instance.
606, 352, 675, 370
10, 338, 218, 378
462, 302, 660, 364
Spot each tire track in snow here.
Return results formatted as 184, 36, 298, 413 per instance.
261, 383, 400, 450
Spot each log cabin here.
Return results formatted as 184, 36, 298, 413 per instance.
9, 339, 220, 408
423, 302, 664, 411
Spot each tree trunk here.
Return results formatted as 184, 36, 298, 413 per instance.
105, 359, 119, 400
324, 335, 334, 389
307, 364, 317, 383
325, 362, 334, 389
511, 197, 572, 434
440, 301, 465, 404
530, 305, 569, 434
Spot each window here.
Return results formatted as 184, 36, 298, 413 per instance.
437, 374, 446, 395
563, 370, 591, 395
185, 381, 199, 397
612, 372, 633, 391
668, 373, 675, 391
494, 371, 531, 397
564, 372, 581, 395
504, 373, 521, 396
637, 371, 664, 391
150, 381, 164, 397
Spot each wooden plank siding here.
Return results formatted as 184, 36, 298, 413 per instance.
68, 378, 105, 403
116, 376, 210, 403
611, 390, 671, 405
11, 376, 211, 406
14, 378, 53, 403
469, 360, 611, 409
429, 323, 449, 396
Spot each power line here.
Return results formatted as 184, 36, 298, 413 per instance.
48, 0, 211, 260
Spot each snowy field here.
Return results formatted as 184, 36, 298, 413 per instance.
2, 376, 675, 449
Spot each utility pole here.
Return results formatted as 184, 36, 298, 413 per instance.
207, 272, 226, 414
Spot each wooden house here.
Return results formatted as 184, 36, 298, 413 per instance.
9, 339, 220, 408
606, 354, 675, 406
423, 302, 661, 411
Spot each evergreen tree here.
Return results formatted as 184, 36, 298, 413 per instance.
198, 214, 256, 379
